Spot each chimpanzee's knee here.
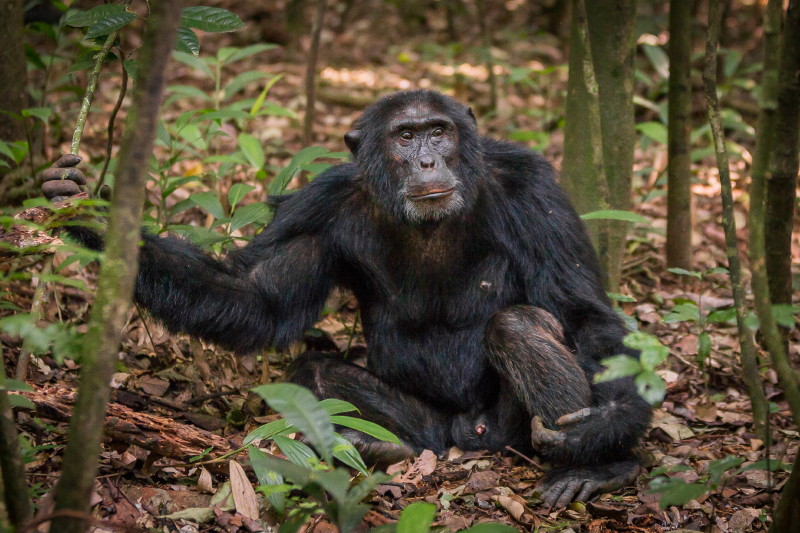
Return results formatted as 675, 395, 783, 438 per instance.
484, 306, 592, 428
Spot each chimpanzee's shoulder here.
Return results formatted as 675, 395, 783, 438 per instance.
479, 136, 561, 197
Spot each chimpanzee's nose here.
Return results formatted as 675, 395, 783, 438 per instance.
420, 155, 436, 169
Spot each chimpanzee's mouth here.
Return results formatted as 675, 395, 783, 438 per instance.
408, 188, 455, 201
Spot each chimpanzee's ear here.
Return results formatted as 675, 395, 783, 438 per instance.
466, 107, 477, 126
344, 130, 361, 155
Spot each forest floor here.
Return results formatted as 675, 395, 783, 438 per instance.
4, 8, 800, 533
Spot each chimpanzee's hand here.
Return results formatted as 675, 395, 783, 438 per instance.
39, 154, 88, 201
531, 409, 639, 506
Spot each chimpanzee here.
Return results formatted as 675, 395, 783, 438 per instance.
41, 90, 651, 507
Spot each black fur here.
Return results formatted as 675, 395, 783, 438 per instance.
67, 90, 651, 497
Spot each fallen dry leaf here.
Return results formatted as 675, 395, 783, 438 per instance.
229, 460, 259, 520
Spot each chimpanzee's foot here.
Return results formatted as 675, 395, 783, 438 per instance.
536, 459, 640, 508
339, 429, 415, 469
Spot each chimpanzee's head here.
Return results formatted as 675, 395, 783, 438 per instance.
344, 90, 485, 223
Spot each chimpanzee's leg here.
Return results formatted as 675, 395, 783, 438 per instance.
484, 305, 592, 429
287, 352, 451, 465
481, 305, 640, 507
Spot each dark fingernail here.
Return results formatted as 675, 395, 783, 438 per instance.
54, 154, 81, 167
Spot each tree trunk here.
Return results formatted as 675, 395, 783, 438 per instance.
666, 0, 693, 270
49, 2, 182, 532
771, 450, 800, 532
562, 0, 637, 291
0, 0, 27, 152
765, 0, 800, 308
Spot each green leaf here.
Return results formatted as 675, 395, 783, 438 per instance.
175, 26, 200, 56
250, 75, 285, 116
0, 379, 33, 392
320, 398, 359, 416
187, 191, 225, 219
167, 84, 212, 102
635, 370, 666, 405
180, 7, 244, 33
224, 70, 273, 100
229, 203, 271, 233
198, 109, 252, 122
636, 121, 668, 144
228, 183, 256, 210
330, 416, 401, 445
237, 134, 265, 169
219, 43, 278, 65
708, 456, 744, 487
580, 210, 650, 224
664, 302, 700, 324
172, 50, 214, 79
243, 418, 293, 446
607, 292, 636, 303
273, 435, 318, 467
249, 447, 287, 514
707, 308, 736, 323
8, 394, 35, 410
331, 433, 370, 475
772, 304, 800, 328
697, 332, 711, 361
252, 383, 336, 463
648, 477, 708, 509
21, 107, 51, 123
594, 354, 641, 383
64, 5, 126, 27
247, 447, 311, 486
739, 459, 792, 473
642, 44, 670, 79
396, 502, 436, 533
269, 146, 334, 196
667, 267, 703, 279
85, 11, 137, 39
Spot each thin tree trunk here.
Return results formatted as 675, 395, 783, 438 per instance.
765, 0, 800, 308
666, 0, 693, 270
0, 356, 32, 528
49, 2, 182, 532
703, 0, 777, 441
562, 0, 636, 291
476, 0, 498, 113
0, 0, 26, 149
303, 0, 328, 147
747, 0, 784, 442
771, 449, 800, 532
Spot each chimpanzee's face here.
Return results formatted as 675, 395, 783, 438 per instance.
384, 103, 465, 222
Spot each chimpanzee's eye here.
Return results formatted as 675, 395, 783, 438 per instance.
431, 127, 444, 137
400, 131, 413, 140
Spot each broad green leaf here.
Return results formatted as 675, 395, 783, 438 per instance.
739, 459, 792, 473
188, 191, 225, 219
175, 26, 200, 56
169, 225, 228, 248
0, 379, 33, 392
667, 267, 703, 279
320, 398, 359, 416
664, 303, 700, 324
228, 183, 256, 210
642, 44, 670, 79
331, 433, 369, 475
580, 209, 650, 224
198, 109, 252, 122
273, 435, 318, 467
8, 395, 35, 410
85, 12, 137, 39
635, 370, 666, 405
607, 292, 636, 303
243, 418, 293, 446
64, 4, 126, 27
649, 477, 707, 508
21, 107, 51, 123
594, 354, 641, 383
708, 456, 744, 487
310, 468, 351, 504
180, 7, 244, 33
219, 44, 277, 65
772, 304, 800, 328
330, 416, 401, 445
224, 70, 273, 100
636, 121, 668, 144
707, 308, 736, 323
230, 203, 271, 232
252, 383, 335, 463
237, 134, 265, 169
269, 146, 333, 196
172, 50, 214, 79
697, 332, 711, 361
397, 502, 436, 533
167, 84, 212, 102
248, 446, 309, 487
